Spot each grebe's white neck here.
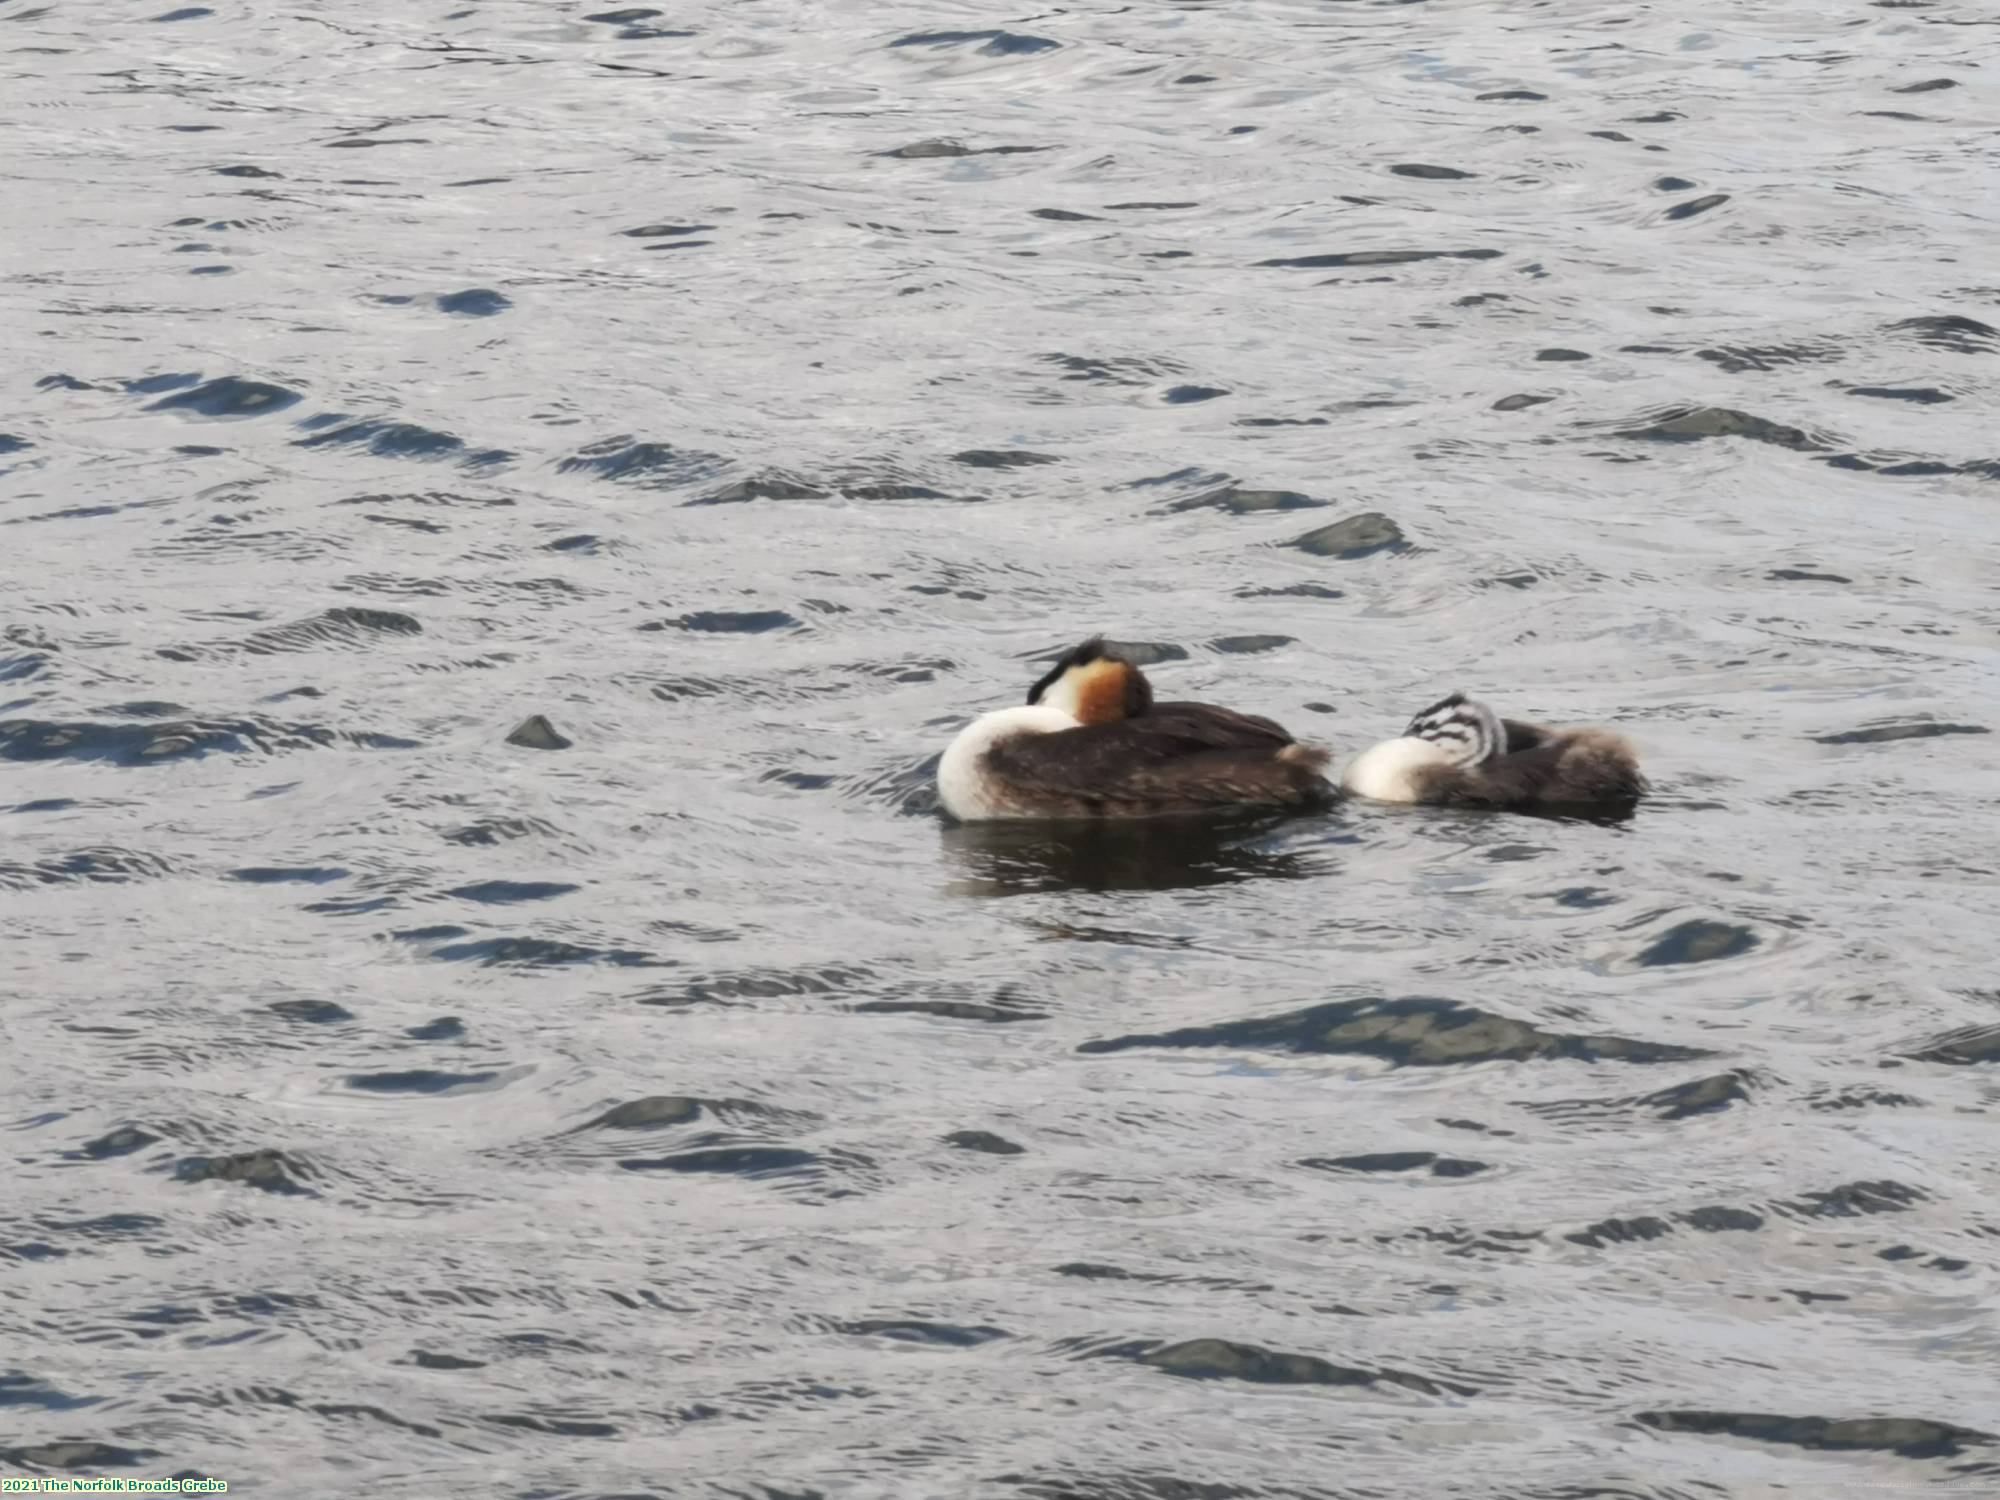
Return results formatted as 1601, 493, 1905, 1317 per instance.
1340, 736, 1455, 803
1037, 670, 1088, 722
937, 704, 1079, 821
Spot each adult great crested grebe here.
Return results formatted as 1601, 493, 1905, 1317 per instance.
1340, 692, 1645, 812
937, 638, 1332, 821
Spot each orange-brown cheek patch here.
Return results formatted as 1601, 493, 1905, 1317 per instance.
1074, 662, 1132, 725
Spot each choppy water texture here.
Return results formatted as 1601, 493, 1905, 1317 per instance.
4, 0, 1999, 1494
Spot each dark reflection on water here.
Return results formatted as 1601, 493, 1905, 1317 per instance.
5, 0, 2000, 1493
940, 810, 1331, 896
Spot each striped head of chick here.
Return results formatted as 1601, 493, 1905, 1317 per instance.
1404, 691, 1504, 767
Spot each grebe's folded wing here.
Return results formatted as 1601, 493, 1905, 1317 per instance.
985, 708, 1328, 813
1143, 700, 1300, 748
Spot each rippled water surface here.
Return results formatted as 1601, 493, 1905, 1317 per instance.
5, 0, 2000, 1494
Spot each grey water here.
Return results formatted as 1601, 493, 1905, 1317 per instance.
4, 0, 1999, 1494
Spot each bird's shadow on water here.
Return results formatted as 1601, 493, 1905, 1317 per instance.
938, 809, 1343, 896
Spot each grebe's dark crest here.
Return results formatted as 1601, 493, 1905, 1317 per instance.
1025, 637, 1153, 724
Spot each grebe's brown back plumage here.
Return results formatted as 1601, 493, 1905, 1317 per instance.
986, 698, 1329, 818
1341, 692, 1645, 812
937, 639, 1331, 821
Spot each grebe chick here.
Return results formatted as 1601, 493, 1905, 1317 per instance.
937, 638, 1332, 821
1341, 692, 1645, 811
